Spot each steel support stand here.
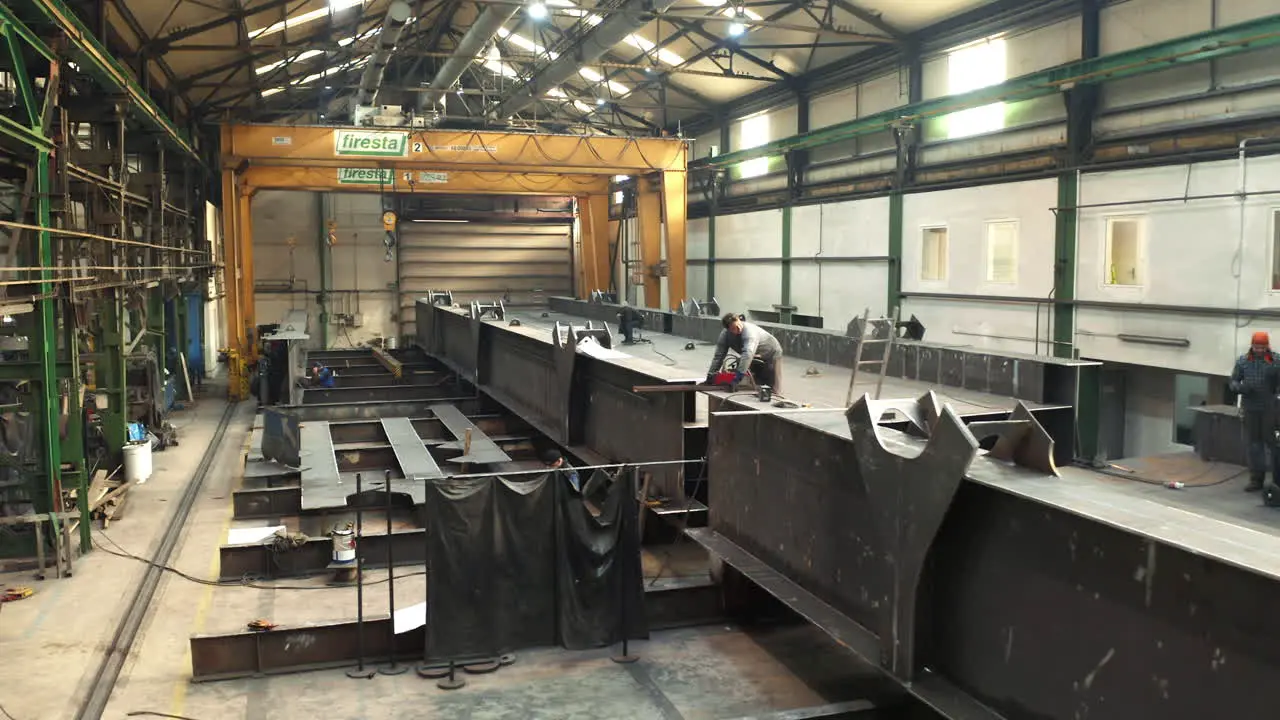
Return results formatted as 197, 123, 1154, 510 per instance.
436, 660, 466, 690
346, 472, 376, 679
379, 469, 407, 675
611, 467, 639, 664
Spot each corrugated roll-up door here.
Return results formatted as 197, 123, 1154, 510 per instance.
398, 222, 572, 340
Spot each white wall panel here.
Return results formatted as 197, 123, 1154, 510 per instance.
692, 130, 720, 161
1074, 154, 1280, 374
1007, 16, 1082, 74
1096, 85, 1280, 137
714, 209, 783, 258
859, 72, 907, 116
729, 104, 798, 149
806, 153, 897, 184
812, 86, 857, 129
688, 266, 709, 301
1216, 46, 1280, 87
715, 264, 781, 317
800, 198, 891, 329
252, 191, 322, 349
920, 123, 1066, 164
1100, 0, 1212, 52
1217, 0, 1280, 23
921, 56, 948, 101
1123, 365, 1183, 457
688, 217, 710, 259
901, 179, 1058, 354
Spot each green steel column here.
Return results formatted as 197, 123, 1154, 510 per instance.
317, 193, 330, 348
60, 302, 87, 551
34, 150, 61, 537
98, 290, 128, 455
780, 206, 792, 314
887, 192, 903, 314
1053, 173, 1078, 357
706, 214, 716, 300
148, 288, 166, 377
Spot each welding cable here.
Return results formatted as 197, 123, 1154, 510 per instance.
0, 699, 17, 720
1081, 462, 1248, 488
126, 713, 202, 720
91, 531, 425, 591
646, 470, 708, 587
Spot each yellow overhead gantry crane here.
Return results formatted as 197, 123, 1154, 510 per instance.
218, 123, 688, 394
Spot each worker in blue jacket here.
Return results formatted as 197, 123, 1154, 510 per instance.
1230, 331, 1279, 492
310, 361, 336, 389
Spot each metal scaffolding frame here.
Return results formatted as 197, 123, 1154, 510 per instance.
0, 4, 212, 557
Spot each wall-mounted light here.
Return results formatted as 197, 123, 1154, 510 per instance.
1117, 333, 1190, 348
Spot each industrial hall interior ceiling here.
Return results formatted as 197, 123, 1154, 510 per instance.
4, 1, 1280, 720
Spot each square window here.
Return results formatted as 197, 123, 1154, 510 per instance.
985, 220, 1018, 283
921, 226, 948, 282
737, 113, 771, 179
1104, 217, 1143, 286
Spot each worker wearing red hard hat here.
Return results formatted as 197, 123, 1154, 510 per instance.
1230, 330, 1278, 492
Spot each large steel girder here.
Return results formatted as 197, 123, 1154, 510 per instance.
709, 396, 1280, 719
422, 302, 691, 499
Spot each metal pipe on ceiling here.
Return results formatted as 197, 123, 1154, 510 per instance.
490, 0, 683, 120
352, 0, 414, 114
417, 3, 520, 114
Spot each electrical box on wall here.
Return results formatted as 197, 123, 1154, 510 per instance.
350, 313, 364, 328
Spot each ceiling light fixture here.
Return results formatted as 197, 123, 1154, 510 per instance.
527, 1, 548, 20
727, 21, 745, 37
596, 98, 605, 106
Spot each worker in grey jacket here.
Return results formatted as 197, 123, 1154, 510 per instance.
1231, 330, 1279, 492
706, 312, 784, 392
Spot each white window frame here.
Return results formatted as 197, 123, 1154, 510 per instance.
1102, 215, 1146, 288
1269, 207, 1280, 293
983, 219, 1019, 285
920, 225, 949, 283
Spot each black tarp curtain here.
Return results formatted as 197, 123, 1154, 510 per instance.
424, 467, 647, 661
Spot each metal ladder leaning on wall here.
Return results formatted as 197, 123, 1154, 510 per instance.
844, 307, 901, 406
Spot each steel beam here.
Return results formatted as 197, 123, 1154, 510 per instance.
8, 0, 198, 159
696, 12, 1280, 169
420, 303, 698, 499
189, 576, 721, 680
704, 391, 1280, 719
221, 124, 686, 175
240, 165, 610, 196
302, 384, 467, 405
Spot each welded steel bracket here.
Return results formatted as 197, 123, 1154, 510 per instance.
846, 391, 979, 680
551, 321, 615, 444
469, 299, 505, 321
426, 289, 453, 307
969, 402, 1060, 477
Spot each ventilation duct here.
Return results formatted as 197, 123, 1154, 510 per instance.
417, 4, 520, 114
351, 0, 413, 117
490, 0, 680, 120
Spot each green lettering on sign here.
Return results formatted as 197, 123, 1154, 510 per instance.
333, 129, 409, 158
337, 168, 396, 185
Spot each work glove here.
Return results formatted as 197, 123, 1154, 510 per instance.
734, 371, 745, 384
705, 373, 717, 386
1230, 381, 1241, 393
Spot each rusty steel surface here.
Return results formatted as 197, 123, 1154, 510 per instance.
707, 393, 1280, 720
190, 577, 721, 680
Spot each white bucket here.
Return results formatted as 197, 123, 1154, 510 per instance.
123, 442, 153, 484
332, 527, 356, 564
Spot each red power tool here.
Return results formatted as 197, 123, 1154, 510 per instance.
709, 371, 740, 387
